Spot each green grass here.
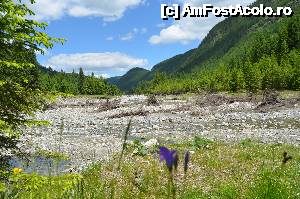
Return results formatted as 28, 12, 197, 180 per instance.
279, 90, 300, 100
1, 140, 300, 198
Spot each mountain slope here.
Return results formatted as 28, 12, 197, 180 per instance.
108, 67, 150, 92
151, 49, 196, 73
111, 0, 299, 92
107, 76, 121, 85
134, 1, 300, 94
152, 0, 299, 74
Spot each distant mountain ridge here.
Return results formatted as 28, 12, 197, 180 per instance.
109, 0, 299, 92
107, 67, 150, 92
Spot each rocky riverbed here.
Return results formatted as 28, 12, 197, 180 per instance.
20, 93, 300, 172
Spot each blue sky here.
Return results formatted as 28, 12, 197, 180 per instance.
30, 0, 254, 78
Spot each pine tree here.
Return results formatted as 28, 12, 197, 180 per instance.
287, 16, 300, 50
79, 67, 85, 94
288, 50, 300, 90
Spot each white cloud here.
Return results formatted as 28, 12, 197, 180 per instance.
119, 27, 148, 41
68, 6, 98, 17
149, 0, 255, 45
26, 0, 144, 21
98, 74, 110, 79
27, 0, 68, 21
150, 19, 204, 45
106, 36, 114, 41
46, 52, 148, 73
120, 32, 134, 41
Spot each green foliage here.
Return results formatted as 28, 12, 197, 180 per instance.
217, 183, 239, 199
0, 0, 119, 177
192, 136, 213, 150
0, 0, 64, 54
83, 76, 116, 95
38, 67, 121, 96
229, 67, 245, 92
133, 0, 299, 79
108, 67, 150, 93
180, 189, 206, 199
1, 172, 81, 198
247, 167, 300, 198
135, 12, 300, 94
127, 139, 159, 157
2, 142, 300, 198
239, 138, 254, 147
0, 0, 64, 160
131, 140, 148, 156
78, 67, 84, 94
242, 60, 261, 93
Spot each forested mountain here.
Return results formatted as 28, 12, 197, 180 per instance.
112, 0, 300, 93
152, 0, 299, 74
108, 67, 150, 92
107, 76, 122, 85
151, 49, 196, 73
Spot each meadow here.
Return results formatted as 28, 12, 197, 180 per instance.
1, 137, 300, 199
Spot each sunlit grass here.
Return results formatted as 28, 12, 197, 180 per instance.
1, 140, 300, 198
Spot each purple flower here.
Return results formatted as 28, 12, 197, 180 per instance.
173, 152, 179, 171
184, 151, 190, 174
159, 146, 178, 172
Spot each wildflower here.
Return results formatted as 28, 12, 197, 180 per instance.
12, 167, 23, 174
184, 151, 190, 174
159, 146, 178, 172
173, 153, 179, 171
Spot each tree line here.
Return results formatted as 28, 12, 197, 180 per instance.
39, 67, 121, 95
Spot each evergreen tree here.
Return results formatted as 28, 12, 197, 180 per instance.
79, 67, 85, 94
287, 16, 300, 49
288, 50, 300, 90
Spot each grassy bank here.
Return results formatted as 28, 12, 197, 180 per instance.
1, 139, 300, 198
